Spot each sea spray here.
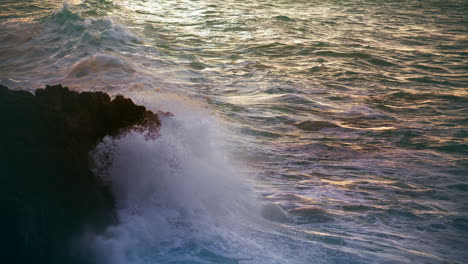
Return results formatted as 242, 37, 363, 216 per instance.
89, 99, 260, 263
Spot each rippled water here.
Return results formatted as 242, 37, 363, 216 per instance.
1, 0, 467, 263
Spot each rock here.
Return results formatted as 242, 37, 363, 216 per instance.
0, 84, 160, 263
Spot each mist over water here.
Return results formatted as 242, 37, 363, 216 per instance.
1, 0, 467, 263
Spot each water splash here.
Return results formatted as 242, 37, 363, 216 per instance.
88, 100, 261, 263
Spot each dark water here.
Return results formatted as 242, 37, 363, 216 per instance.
1, 0, 467, 263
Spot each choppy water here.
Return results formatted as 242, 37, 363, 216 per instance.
1, 0, 467, 263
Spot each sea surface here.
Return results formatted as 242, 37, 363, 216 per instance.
1, 0, 467, 263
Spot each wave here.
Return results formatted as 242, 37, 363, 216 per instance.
75, 93, 249, 262
0, 4, 161, 92
83, 93, 345, 264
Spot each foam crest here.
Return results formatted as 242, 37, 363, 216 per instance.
48, 5, 142, 45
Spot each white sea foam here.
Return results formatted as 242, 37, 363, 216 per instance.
88, 98, 261, 263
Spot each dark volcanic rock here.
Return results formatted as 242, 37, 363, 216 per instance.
0, 84, 160, 263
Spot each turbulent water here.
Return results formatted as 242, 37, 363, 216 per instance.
1, 0, 467, 263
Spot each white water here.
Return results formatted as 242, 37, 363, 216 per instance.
89, 100, 256, 263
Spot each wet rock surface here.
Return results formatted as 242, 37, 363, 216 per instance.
0, 84, 160, 263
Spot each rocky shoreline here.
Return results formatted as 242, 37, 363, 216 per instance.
0, 84, 161, 263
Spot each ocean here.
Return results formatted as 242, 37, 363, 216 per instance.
0, 0, 467, 263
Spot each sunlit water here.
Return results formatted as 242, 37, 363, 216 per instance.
1, 0, 467, 263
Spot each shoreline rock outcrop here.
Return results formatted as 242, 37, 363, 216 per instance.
0, 84, 160, 263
